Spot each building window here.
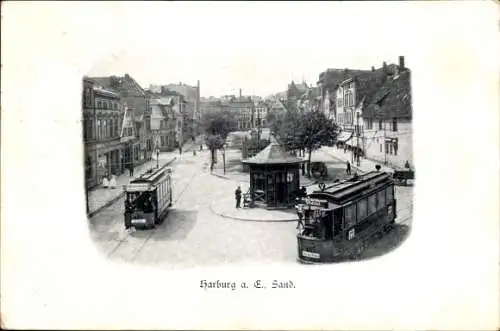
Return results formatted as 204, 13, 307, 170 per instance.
392, 118, 398, 131
380, 144, 382, 152
393, 139, 398, 155
379, 120, 383, 130
97, 101, 102, 109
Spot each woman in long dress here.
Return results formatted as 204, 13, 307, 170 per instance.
109, 175, 117, 189
102, 176, 109, 188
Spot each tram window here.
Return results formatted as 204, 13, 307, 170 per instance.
368, 194, 377, 215
377, 190, 386, 209
344, 204, 356, 228
357, 198, 368, 220
386, 186, 393, 201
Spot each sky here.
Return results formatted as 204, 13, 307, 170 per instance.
71, 1, 483, 98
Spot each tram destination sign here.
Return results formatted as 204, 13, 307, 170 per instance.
125, 183, 152, 192
306, 198, 329, 208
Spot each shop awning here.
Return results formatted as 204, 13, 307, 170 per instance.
337, 131, 353, 143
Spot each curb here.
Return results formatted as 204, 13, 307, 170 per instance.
209, 204, 298, 223
87, 156, 178, 218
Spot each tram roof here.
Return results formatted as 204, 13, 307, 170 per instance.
312, 171, 392, 202
132, 164, 171, 184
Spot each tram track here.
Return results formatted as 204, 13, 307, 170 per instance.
105, 161, 203, 261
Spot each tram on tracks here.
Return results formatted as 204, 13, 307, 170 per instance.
123, 164, 173, 230
296, 171, 396, 263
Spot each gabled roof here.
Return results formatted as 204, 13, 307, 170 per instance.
352, 69, 388, 107
242, 142, 303, 165
363, 69, 412, 120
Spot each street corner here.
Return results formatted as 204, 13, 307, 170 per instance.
209, 198, 298, 222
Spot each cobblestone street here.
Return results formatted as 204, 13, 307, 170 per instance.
89, 149, 414, 269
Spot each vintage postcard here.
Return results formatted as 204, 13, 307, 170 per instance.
1, 1, 498, 330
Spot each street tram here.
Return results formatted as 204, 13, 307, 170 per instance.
297, 171, 396, 263
123, 164, 173, 230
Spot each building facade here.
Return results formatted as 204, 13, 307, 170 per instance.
228, 92, 254, 131
331, 56, 412, 168
149, 97, 177, 152
89, 74, 150, 166
83, 77, 137, 188
361, 57, 412, 168
253, 100, 268, 128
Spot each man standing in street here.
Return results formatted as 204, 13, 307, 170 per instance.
346, 161, 351, 175
235, 186, 242, 208
129, 164, 134, 178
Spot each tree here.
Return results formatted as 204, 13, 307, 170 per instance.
201, 108, 238, 165
298, 111, 339, 177
274, 111, 339, 177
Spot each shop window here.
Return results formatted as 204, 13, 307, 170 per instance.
368, 194, 377, 215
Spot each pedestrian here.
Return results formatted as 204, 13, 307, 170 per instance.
179, 146, 182, 155
109, 174, 117, 189
404, 160, 411, 169
296, 204, 305, 230
129, 165, 134, 178
346, 161, 351, 175
235, 186, 242, 208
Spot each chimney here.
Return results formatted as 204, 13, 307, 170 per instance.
239, 88, 242, 98
371, 66, 375, 72
399, 56, 405, 69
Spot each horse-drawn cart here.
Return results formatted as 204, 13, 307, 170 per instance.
392, 169, 414, 186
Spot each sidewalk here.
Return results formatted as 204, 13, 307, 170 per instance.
319, 146, 395, 174
210, 197, 298, 222
88, 137, 201, 217
87, 154, 177, 217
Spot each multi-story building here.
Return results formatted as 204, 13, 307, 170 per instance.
332, 56, 412, 168
155, 81, 201, 138
159, 87, 187, 146
361, 57, 412, 168
286, 81, 309, 112
149, 96, 177, 152
228, 89, 254, 130
82, 77, 133, 188
89, 74, 150, 166
82, 77, 97, 188
317, 68, 370, 121
253, 100, 268, 128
